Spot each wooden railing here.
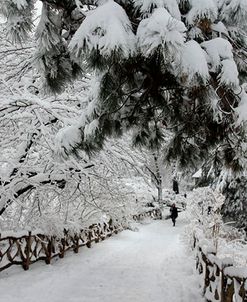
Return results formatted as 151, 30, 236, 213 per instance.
0, 208, 162, 272
194, 236, 247, 302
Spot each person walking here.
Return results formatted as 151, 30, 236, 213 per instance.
170, 203, 178, 226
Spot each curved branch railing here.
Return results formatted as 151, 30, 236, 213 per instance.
0, 208, 162, 272
193, 235, 247, 302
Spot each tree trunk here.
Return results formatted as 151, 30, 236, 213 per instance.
153, 152, 162, 203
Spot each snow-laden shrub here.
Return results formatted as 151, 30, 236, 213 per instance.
162, 189, 187, 208
185, 187, 224, 251
185, 187, 247, 265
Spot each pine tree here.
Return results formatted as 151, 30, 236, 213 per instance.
221, 175, 247, 232
1, 0, 247, 170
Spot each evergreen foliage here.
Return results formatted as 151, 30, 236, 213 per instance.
2, 0, 247, 170
0, 0, 35, 43
221, 176, 247, 232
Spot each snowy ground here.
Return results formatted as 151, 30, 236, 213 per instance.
0, 213, 204, 302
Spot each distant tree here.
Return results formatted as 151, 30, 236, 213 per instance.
173, 178, 179, 195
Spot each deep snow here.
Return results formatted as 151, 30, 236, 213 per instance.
0, 214, 204, 302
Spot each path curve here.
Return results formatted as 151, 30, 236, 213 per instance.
0, 214, 204, 302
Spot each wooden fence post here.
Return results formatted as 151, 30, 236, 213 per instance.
222, 277, 234, 302
101, 223, 107, 240
202, 253, 210, 295
221, 261, 234, 302
214, 264, 220, 301
114, 225, 118, 235
73, 235, 79, 253
193, 235, 197, 249
45, 236, 53, 264
59, 238, 66, 258
239, 278, 247, 301
22, 231, 31, 271
95, 226, 100, 243
86, 231, 92, 248
196, 247, 203, 273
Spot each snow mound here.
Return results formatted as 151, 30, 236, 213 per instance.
219, 58, 239, 87
179, 40, 209, 84
187, 0, 218, 25
55, 125, 81, 155
134, 0, 181, 20
201, 37, 233, 71
201, 37, 239, 87
137, 7, 186, 58
69, 0, 136, 60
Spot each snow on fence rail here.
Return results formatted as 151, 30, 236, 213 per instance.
194, 235, 247, 302
0, 208, 162, 272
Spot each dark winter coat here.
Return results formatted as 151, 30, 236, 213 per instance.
170, 207, 178, 219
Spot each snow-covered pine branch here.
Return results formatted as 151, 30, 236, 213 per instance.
2, 0, 245, 170
0, 22, 163, 231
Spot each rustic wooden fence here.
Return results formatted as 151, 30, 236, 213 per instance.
0, 208, 162, 272
194, 236, 247, 302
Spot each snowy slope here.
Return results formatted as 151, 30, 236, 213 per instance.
0, 214, 204, 302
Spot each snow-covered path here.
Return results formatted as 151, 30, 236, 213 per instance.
0, 216, 204, 302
